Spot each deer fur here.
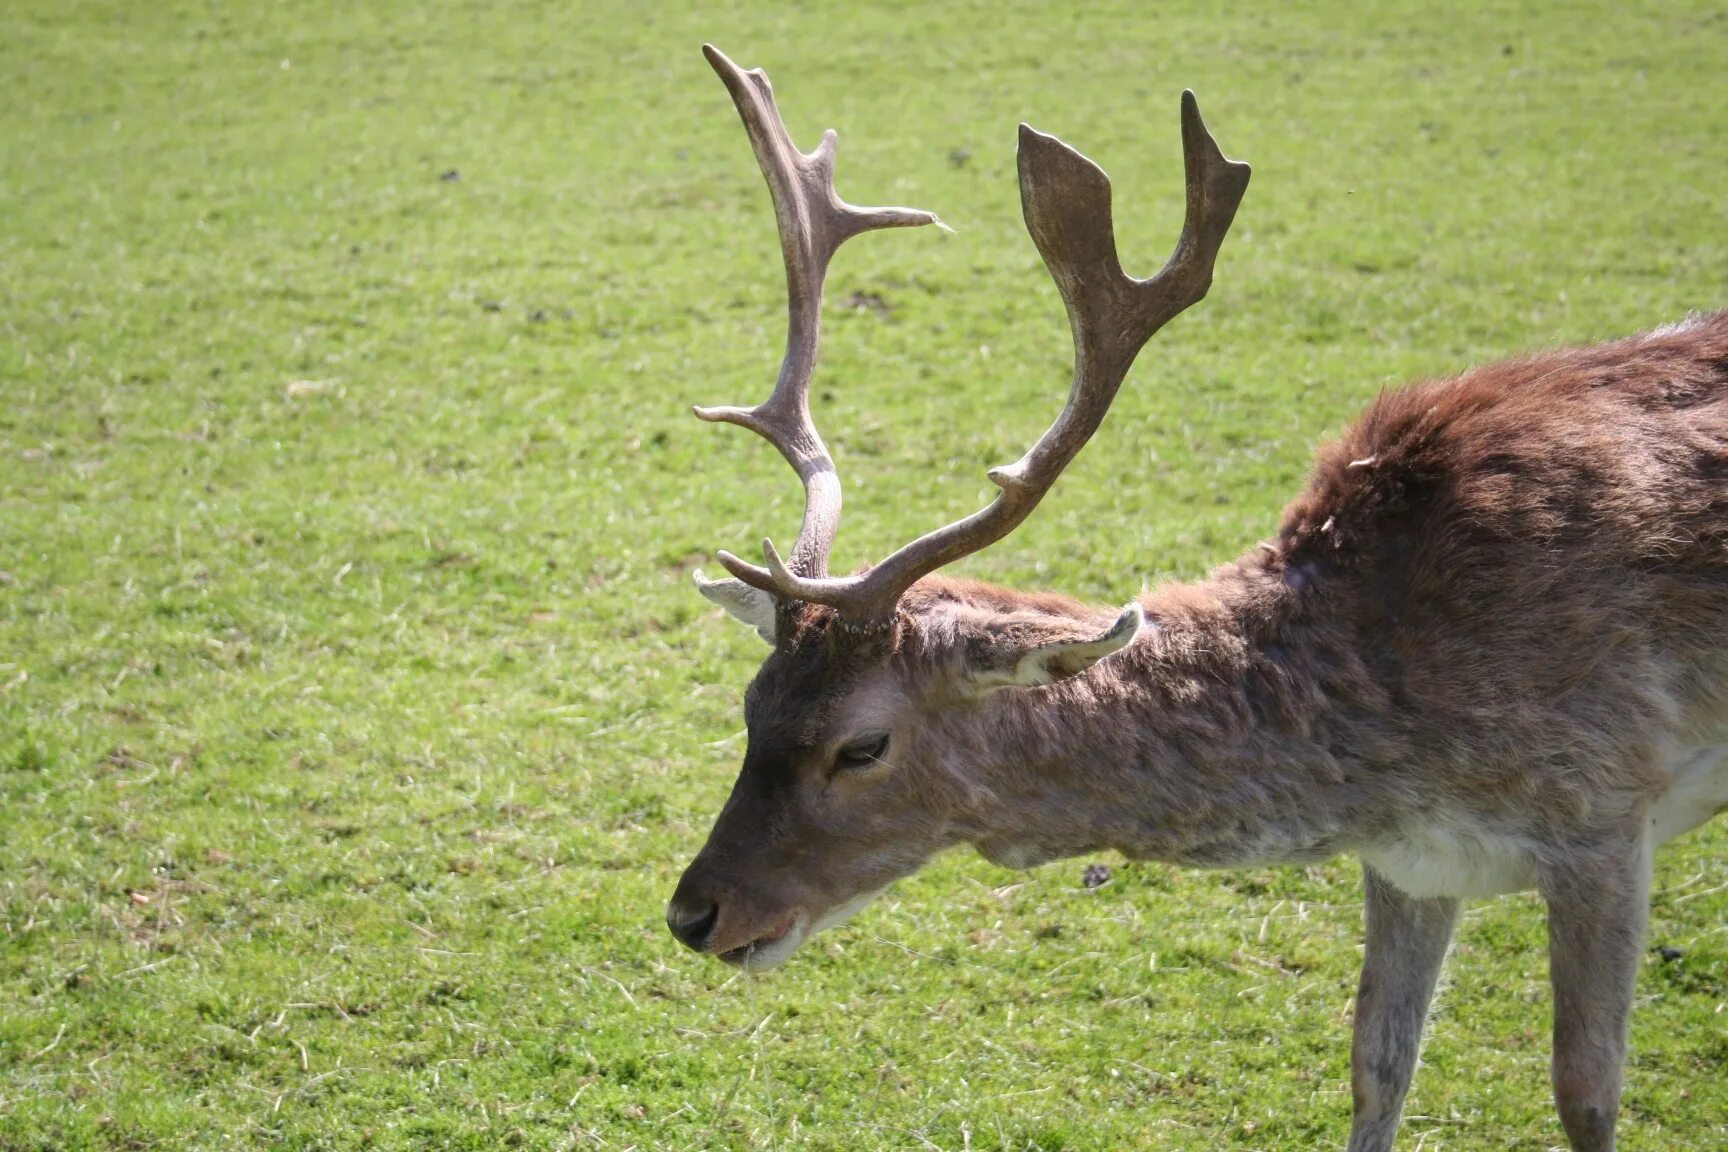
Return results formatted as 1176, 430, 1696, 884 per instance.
674, 310, 1728, 1151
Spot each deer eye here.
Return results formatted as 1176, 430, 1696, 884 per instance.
834, 733, 890, 773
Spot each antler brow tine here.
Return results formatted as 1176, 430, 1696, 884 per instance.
696, 45, 940, 589
714, 80, 1251, 620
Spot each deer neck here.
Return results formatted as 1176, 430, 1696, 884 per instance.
958, 561, 1373, 872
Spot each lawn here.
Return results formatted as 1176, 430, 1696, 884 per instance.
2, 1, 1725, 1149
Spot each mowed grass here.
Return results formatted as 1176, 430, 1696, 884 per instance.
2, 1, 1726, 1148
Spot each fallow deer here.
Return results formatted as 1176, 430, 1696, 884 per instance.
667, 45, 1728, 1152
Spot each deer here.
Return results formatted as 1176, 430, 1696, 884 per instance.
666, 44, 1728, 1152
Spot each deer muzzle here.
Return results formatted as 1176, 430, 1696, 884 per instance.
665, 869, 814, 970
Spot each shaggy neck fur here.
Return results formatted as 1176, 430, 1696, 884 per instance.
935, 556, 1400, 870
923, 313, 1728, 870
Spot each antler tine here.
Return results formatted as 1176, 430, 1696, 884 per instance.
720, 91, 1251, 620
696, 45, 940, 586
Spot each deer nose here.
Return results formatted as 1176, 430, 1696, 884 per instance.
666, 899, 720, 952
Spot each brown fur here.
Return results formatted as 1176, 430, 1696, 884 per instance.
671, 312, 1728, 1151
935, 313, 1728, 865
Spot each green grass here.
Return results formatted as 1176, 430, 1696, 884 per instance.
2, 1, 1725, 1148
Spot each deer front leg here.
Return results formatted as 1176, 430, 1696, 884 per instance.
1346, 866, 1459, 1152
1541, 837, 1652, 1152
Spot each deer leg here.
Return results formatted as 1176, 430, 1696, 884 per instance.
1346, 866, 1460, 1152
1541, 836, 1652, 1152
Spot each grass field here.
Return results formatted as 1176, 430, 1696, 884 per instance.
3, 1, 1726, 1149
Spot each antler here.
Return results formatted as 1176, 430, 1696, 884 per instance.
714, 87, 1250, 622
694, 45, 940, 585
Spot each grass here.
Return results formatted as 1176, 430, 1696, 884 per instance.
1, 0, 1725, 1148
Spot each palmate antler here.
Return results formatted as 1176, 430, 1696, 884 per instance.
697, 46, 1250, 625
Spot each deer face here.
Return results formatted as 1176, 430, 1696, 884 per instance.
670, 45, 1242, 969
667, 590, 1144, 969
665, 609, 947, 969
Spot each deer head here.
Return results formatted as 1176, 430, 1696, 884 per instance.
668, 46, 1249, 969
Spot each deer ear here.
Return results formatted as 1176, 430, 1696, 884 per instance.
694, 570, 778, 643
961, 603, 1145, 694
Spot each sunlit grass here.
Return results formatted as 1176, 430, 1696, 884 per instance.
2, 1, 1725, 1149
